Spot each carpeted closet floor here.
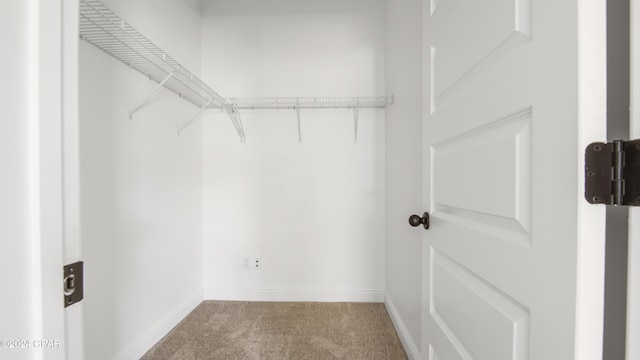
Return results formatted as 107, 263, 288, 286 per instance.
141, 301, 408, 360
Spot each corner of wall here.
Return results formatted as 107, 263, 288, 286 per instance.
118, 290, 204, 360
385, 292, 421, 360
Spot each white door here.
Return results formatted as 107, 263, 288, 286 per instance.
421, 0, 607, 359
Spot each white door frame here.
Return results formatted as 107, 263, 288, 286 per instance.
62, 0, 84, 358
30, 0, 83, 358
29, 0, 66, 359
628, 2, 640, 358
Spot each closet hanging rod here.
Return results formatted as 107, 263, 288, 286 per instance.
79, 0, 226, 110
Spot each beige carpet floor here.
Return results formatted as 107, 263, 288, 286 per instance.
141, 301, 408, 360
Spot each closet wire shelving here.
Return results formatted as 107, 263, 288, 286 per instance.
79, 0, 392, 142
226, 97, 391, 110
79, 0, 226, 111
226, 96, 392, 142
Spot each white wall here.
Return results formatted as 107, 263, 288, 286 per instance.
0, 2, 37, 359
79, 0, 204, 358
200, 0, 387, 301
384, 0, 423, 358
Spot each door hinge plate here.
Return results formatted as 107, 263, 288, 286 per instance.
585, 139, 640, 206
63, 261, 83, 308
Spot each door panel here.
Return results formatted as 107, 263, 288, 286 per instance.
431, 0, 531, 111
422, 0, 606, 359
432, 109, 532, 245
430, 250, 529, 360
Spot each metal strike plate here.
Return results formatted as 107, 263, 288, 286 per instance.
63, 261, 83, 308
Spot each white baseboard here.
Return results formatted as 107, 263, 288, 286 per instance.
119, 290, 203, 360
204, 288, 385, 303
384, 292, 421, 360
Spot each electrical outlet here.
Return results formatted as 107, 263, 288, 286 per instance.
253, 257, 261, 270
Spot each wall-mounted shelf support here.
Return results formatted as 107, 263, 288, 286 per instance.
353, 100, 360, 143
178, 98, 214, 135
296, 101, 302, 143
226, 105, 246, 142
129, 69, 179, 120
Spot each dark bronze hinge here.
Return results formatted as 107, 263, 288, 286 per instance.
585, 139, 640, 206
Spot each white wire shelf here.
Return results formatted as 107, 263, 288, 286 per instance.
223, 96, 393, 143
79, 0, 226, 111
78, 0, 392, 142
225, 96, 392, 110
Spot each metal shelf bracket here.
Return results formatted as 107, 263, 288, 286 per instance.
226, 105, 246, 143
178, 98, 214, 135
129, 69, 179, 120
353, 99, 360, 143
296, 99, 302, 143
